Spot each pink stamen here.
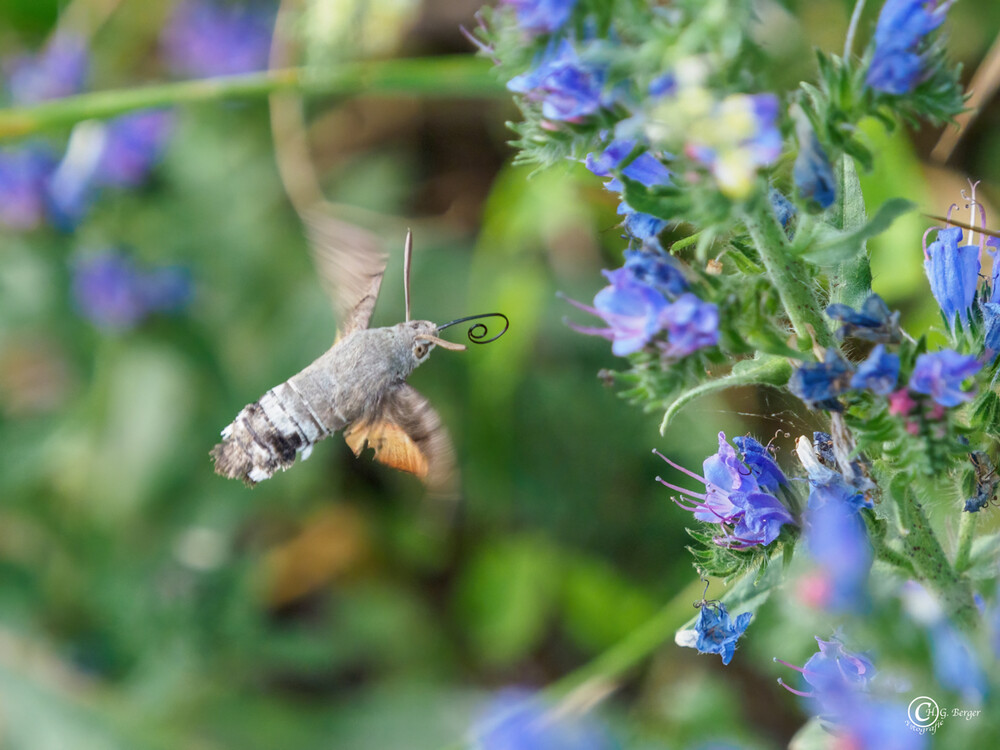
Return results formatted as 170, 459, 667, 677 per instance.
564, 320, 615, 340
922, 225, 940, 259
654, 474, 709, 501
776, 678, 814, 698
774, 658, 807, 674
652, 449, 709, 484
558, 292, 603, 319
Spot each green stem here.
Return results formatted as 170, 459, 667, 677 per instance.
897, 486, 978, 632
954, 510, 978, 573
743, 204, 835, 349
0, 56, 502, 140
547, 578, 704, 698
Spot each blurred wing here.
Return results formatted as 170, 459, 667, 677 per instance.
301, 206, 388, 335
343, 385, 457, 494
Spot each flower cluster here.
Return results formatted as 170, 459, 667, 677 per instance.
0, 34, 174, 232
788, 344, 900, 410
655, 432, 796, 549
564, 246, 718, 358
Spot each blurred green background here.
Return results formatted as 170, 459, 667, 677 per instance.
1, 1, 1000, 748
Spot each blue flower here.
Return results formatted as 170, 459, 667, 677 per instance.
796, 435, 871, 511
923, 225, 980, 328
563, 267, 669, 355
499, 0, 578, 36
5, 33, 89, 104
71, 249, 192, 330
658, 293, 719, 360
508, 39, 611, 121
865, 0, 951, 95
769, 188, 796, 229
826, 294, 900, 342
676, 602, 752, 665
909, 349, 981, 407
622, 246, 687, 298
793, 122, 836, 209
805, 496, 873, 612
162, 0, 275, 78
472, 689, 615, 750
733, 436, 787, 492
788, 348, 854, 410
850, 344, 900, 396
585, 139, 672, 192
46, 111, 175, 228
0, 144, 56, 231
656, 432, 795, 548
776, 635, 880, 719
618, 203, 668, 241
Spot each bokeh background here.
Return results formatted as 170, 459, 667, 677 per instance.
1, 1, 999, 748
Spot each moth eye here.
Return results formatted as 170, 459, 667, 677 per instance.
413, 342, 428, 359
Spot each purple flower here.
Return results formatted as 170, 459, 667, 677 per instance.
831, 700, 928, 750
659, 293, 719, 360
472, 689, 614, 750
675, 601, 752, 665
733, 436, 787, 492
826, 294, 900, 342
793, 123, 836, 209
508, 39, 611, 121
865, 0, 952, 95
850, 344, 900, 396
788, 348, 854, 410
4, 33, 89, 104
162, 0, 275, 78
499, 0, 578, 36
0, 145, 56, 231
96, 110, 174, 187
563, 267, 669, 355
656, 432, 795, 549
805, 496, 873, 612
923, 225, 980, 328
622, 246, 687, 299
72, 249, 192, 330
909, 350, 981, 407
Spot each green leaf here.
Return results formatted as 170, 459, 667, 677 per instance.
830, 156, 872, 308
799, 197, 915, 266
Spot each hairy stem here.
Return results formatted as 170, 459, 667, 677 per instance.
862, 511, 917, 576
743, 204, 835, 349
897, 486, 978, 632
0, 56, 501, 140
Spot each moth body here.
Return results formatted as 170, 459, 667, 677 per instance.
211, 320, 438, 485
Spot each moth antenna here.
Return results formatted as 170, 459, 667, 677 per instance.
404, 229, 413, 323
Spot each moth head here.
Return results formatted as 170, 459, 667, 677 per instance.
401, 320, 466, 365
398, 230, 508, 359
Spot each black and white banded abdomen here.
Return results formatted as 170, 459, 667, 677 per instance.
211, 378, 346, 485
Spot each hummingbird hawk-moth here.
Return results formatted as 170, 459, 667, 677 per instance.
210, 210, 507, 490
